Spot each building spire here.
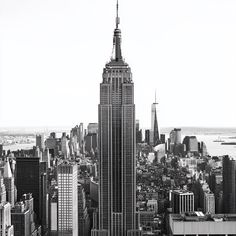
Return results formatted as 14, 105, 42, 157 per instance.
116, 0, 120, 28
154, 90, 158, 104
111, 0, 122, 61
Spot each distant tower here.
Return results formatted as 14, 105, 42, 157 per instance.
150, 91, 160, 146
92, 1, 140, 236
61, 132, 69, 158
79, 123, 84, 150
183, 136, 198, 153
36, 134, 45, 150
57, 162, 78, 235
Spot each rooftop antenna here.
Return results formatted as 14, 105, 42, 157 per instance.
154, 90, 158, 104
116, 0, 120, 28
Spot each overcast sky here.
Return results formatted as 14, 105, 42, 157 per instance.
0, 0, 236, 129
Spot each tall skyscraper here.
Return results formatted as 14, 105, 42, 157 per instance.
223, 155, 236, 213
150, 92, 160, 146
92, 1, 140, 236
57, 162, 78, 236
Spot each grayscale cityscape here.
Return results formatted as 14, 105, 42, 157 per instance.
0, 0, 236, 236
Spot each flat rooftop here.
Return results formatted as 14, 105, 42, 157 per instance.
171, 212, 236, 222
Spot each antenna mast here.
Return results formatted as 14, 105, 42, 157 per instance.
116, 0, 120, 28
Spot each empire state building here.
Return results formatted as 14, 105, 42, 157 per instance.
92, 1, 140, 236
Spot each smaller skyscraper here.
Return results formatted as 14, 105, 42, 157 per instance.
78, 123, 84, 150
42, 148, 51, 169
49, 187, 58, 235
183, 136, 198, 153
57, 162, 78, 236
16, 157, 40, 220
36, 134, 45, 150
61, 132, 70, 158
170, 128, 181, 145
171, 190, 194, 214
136, 120, 142, 144
199, 141, 207, 156
2, 159, 15, 207
145, 129, 150, 145
0, 144, 3, 157
78, 184, 90, 236
150, 93, 160, 146
168, 128, 185, 155
0, 202, 14, 236
160, 134, 165, 144
84, 133, 97, 154
11, 193, 41, 236
71, 124, 84, 152
87, 123, 98, 134
45, 132, 60, 157
16, 156, 48, 233
223, 155, 236, 213
0, 173, 6, 204
204, 192, 215, 214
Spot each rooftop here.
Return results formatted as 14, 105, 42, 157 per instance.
171, 212, 236, 222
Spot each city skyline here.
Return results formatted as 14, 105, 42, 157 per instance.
1, 0, 236, 128
1, 1, 236, 234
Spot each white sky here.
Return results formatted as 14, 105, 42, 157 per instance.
0, 0, 236, 129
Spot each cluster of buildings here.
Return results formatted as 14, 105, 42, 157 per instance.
0, 1, 236, 236
135, 125, 236, 235
0, 126, 97, 236
0, 154, 42, 236
44, 123, 98, 159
